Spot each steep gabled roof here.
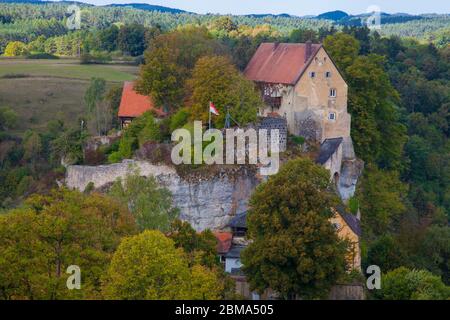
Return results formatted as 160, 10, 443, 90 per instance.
225, 245, 246, 259
228, 212, 247, 229
244, 42, 322, 85
316, 137, 343, 165
213, 232, 233, 254
335, 205, 361, 237
118, 81, 165, 118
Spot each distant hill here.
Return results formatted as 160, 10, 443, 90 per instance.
0, 0, 43, 3
0, 1, 435, 25
106, 3, 188, 14
317, 10, 349, 21
244, 13, 293, 18
337, 12, 424, 26
315, 10, 424, 26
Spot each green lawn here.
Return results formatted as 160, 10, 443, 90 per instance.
0, 58, 138, 82
0, 59, 139, 135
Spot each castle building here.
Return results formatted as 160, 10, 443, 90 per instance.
244, 42, 350, 142
244, 42, 361, 201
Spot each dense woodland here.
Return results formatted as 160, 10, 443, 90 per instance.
0, 3, 449, 299
0, 3, 449, 55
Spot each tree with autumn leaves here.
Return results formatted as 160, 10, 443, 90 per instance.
241, 158, 348, 299
135, 26, 262, 127
102, 229, 224, 300
0, 189, 137, 299
0, 189, 227, 300
187, 55, 260, 126
135, 26, 224, 112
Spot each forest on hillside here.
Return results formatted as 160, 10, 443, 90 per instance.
0, 2, 449, 54
0, 2, 449, 299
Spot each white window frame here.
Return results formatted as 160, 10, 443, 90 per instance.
329, 112, 336, 121
309, 71, 316, 78
325, 71, 332, 78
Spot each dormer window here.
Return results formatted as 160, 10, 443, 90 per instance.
329, 88, 337, 97
325, 71, 332, 78
309, 71, 316, 78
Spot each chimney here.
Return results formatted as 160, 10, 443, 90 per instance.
305, 40, 312, 62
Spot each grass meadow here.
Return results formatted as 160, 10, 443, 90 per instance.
0, 58, 138, 81
0, 58, 139, 135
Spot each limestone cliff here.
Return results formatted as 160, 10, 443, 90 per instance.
66, 160, 259, 231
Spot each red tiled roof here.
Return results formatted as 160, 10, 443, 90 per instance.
118, 81, 165, 118
213, 232, 233, 254
244, 42, 322, 85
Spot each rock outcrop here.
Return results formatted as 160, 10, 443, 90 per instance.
338, 158, 364, 201
66, 160, 259, 231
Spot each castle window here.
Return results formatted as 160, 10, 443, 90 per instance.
329, 88, 337, 97
325, 71, 332, 78
309, 71, 316, 78
329, 112, 336, 121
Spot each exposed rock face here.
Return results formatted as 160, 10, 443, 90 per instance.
338, 158, 364, 202
66, 160, 259, 231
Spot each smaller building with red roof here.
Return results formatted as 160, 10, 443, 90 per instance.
213, 231, 233, 264
118, 81, 165, 128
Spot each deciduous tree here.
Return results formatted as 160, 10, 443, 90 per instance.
0, 189, 136, 300
102, 230, 223, 299
108, 169, 179, 232
374, 267, 450, 300
356, 164, 407, 239
188, 55, 260, 127
241, 158, 348, 299
4, 41, 28, 56
136, 26, 223, 111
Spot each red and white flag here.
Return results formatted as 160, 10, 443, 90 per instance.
209, 101, 219, 116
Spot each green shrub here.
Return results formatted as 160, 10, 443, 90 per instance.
26, 52, 59, 59
0, 73, 28, 79
109, 111, 162, 163
348, 197, 359, 214
84, 182, 95, 194
374, 267, 450, 300
80, 51, 112, 64
138, 119, 162, 146
108, 137, 136, 163
169, 108, 190, 132
291, 135, 305, 145
108, 151, 123, 164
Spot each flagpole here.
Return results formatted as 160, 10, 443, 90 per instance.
208, 102, 211, 130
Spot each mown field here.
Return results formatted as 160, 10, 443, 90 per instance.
0, 58, 139, 135
0, 58, 138, 81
